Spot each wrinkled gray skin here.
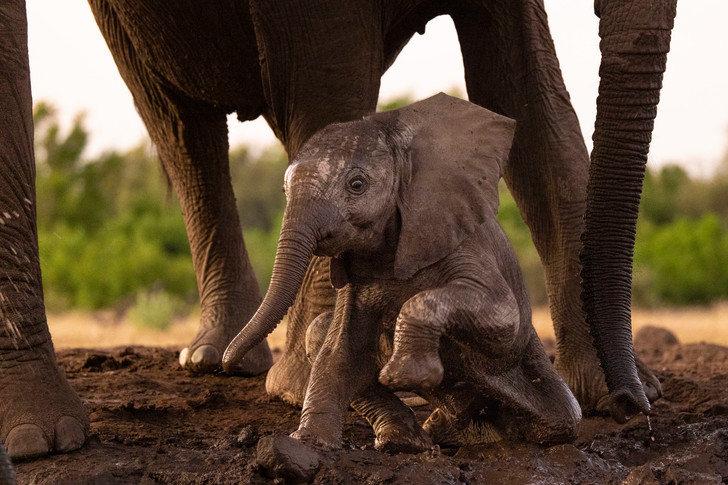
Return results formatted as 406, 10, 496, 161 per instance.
224, 95, 582, 450
1, 0, 675, 461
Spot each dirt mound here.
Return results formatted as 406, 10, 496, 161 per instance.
13, 328, 728, 484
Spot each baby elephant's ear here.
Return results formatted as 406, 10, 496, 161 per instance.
387, 93, 516, 279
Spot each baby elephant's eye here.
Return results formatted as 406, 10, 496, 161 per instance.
347, 176, 368, 195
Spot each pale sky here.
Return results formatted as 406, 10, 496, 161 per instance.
27, 2, 728, 177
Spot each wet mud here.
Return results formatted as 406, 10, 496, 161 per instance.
14, 326, 728, 484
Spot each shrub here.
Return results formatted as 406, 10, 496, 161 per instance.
244, 211, 283, 294
634, 214, 728, 305
129, 290, 184, 330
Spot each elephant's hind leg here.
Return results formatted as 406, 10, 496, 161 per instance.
89, 0, 271, 374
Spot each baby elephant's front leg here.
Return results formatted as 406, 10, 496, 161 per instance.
292, 288, 381, 448
379, 280, 521, 393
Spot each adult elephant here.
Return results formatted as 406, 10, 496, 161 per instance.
0, 0, 676, 460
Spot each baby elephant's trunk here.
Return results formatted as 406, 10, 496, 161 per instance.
222, 198, 338, 372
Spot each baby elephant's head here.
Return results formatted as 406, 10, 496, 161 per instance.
283, 117, 411, 260
222, 93, 515, 372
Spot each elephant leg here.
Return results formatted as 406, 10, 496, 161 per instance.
423, 408, 501, 448
265, 257, 335, 407
379, 269, 524, 394
165, 104, 272, 375
0, 0, 88, 460
292, 287, 380, 449
299, 296, 430, 453
424, 334, 580, 447
89, 1, 271, 374
351, 384, 432, 454
451, 2, 659, 413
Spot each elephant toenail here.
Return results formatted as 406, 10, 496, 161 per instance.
191, 345, 220, 366
5, 424, 50, 460
54, 416, 86, 453
179, 347, 190, 367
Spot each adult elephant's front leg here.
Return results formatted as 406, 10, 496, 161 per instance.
89, 2, 272, 374
0, 0, 88, 460
292, 287, 379, 448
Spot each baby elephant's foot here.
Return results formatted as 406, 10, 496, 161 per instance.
423, 408, 502, 447
290, 426, 340, 450
375, 422, 433, 454
379, 351, 444, 392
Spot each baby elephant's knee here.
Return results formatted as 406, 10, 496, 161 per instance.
305, 312, 333, 363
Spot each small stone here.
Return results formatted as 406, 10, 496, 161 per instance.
236, 425, 258, 447
256, 434, 321, 483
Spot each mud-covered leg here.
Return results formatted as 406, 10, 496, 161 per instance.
452, 2, 660, 413
424, 334, 581, 447
352, 384, 432, 454
291, 287, 380, 448
0, 1, 88, 460
89, 0, 271, 374
380, 269, 522, 393
423, 408, 502, 448
302, 307, 431, 453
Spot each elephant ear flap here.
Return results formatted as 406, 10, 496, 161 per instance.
390, 93, 516, 279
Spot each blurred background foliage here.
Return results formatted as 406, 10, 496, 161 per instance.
33, 100, 728, 328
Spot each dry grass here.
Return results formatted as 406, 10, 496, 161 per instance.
532, 304, 728, 346
47, 309, 288, 351
48, 304, 728, 350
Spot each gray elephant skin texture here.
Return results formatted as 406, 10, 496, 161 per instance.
1, 0, 675, 462
224, 94, 582, 451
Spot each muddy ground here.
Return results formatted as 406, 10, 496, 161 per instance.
14, 326, 728, 484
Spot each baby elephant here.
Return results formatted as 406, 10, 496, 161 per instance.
224, 93, 581, 451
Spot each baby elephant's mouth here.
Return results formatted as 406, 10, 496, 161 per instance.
329, 256, 349, 289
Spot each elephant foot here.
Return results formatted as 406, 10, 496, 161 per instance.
265, 352, 312, 408
555, 353, 661, 421
0, 344, 89, 461
379, 351, 444, 392
423, 408, 501, 447
180, 311, 273, 374
374, 422, 432, 454
290, 426, 339, 450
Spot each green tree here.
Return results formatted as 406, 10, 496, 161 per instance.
34, 103, 196, 311
229, 145, 287, 231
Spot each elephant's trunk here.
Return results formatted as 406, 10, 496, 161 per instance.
222, 198, 339, 373
581, 0, 677, 422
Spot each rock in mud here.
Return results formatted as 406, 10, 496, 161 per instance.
236, 425, 258, 447
256, 434, 321, 482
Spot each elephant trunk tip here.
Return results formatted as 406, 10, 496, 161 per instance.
222, 323, 269, 374
609, 385, 650, 424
